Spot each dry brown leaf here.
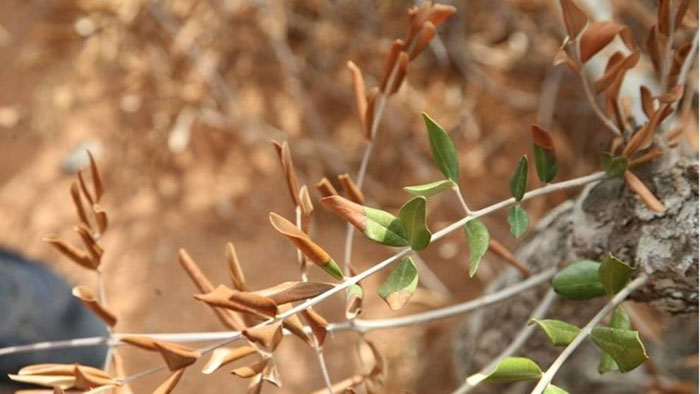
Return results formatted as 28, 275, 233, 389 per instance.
86, 151, 103, 203
646, 26, 663, 72
226, 243, 247, 291
45, 236, 95, 270
301, 308, 328, 347
299, 185, 314, 233
346, 290, 363, 320
74, 225, 102, 265
624, 170, 666, 212
553, 46, 578, 72
18, 364, 110, 379
77, 170, 95, 206
269, 213, 331, 267
202, 346, 257, 374
347, 61, 367, 127
271, 140, 300, 206
8, 374, 75, 389
427, 4, 457, 27
409, 22, 436, 60
119, 336, 158, 351
580, 21, 635, 62
337, 174, 365, 204
594, 51, 639, 96
676, 0, 691, 28
389, 52, 409, 94
657, 85, 684, 103
624, 103, 671, 156
316, 177, 339, 197
73, 365, 115, 390
640, 85, 655, 119
72, 286, 117, 327
255, 281, 333, 305
92, 204, 108, 235
560, 0, 588, 38
194, 285, 277, 318
232, 359, 268, 378
153, 341, 200, 371
243, 322, 284, 351
276, 303, 312, 345
379, 39, 406, 92
70, 182, 90, 229
320, 195, 367, 232
364, 87, 379, 140
151, 368, 185, 394
247, 373, 264, 394
658, 0, 671, 35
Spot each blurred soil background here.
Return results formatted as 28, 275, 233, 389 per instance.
0, 0, 695, 393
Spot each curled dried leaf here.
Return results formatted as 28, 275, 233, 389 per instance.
657, 85, 684, 103
301, 308, 328, 347
272, 141, 300, 206
70, 182, 90, 229
154, 341, 200, 371
389, 52, 409, 95
45, 236, 95, 270
338, 174, 365, 204
120, 336, 158, 351
299, 185, 314, 232
255, 281, 334, 305
553, 46, 578, 72
202, 346, 257, 374
409, 22, 436, 60
151, 368, 185, 394
77, 170, 95, 205
92, 204, 108, 235
346, 283, 363, 319
646, 26, 663, 72
74, 365, 116, 390
347, 61, 367, 125
226, 243, 247, 291
19, 364, 110, 379
559, 0, 588, 38
316, 177, 339, 197
8, 373, 75, 389
72, 286, 117, 327
640, 85, 655, 119
232, 359, 268, 378
580, 21, 635, 62
658, 0, 671, 35
623, 103, 672, 156
262, 359, 281, 387
278, 303, 312, 345
320, 195, 366, 231
194, 285, 278, 318
379, 39, 406, 92
86, 151, 104, 202
624, 171, 666, 212
74, 225, 102, 265
243, 323, 284, 352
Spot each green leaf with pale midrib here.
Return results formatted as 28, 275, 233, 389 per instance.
534, 144, 558, 184
510, 155, 528, 201
423, 113, 460, 182
403, 179, 456, 197
378, 257, 418, 310
599, 253, 635, 295
529, 319, 580, 346
465, 219, 489, 277
507, 205, 528, 238
399, 197, 431, 251
598, 307, 631, 374
552, 260, 606, 300
591, 326, 648, 372
483, 357, 542, 383
363, 207, 409, 247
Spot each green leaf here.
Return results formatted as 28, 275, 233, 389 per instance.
507, 205, 529, 238
363, 207, 409, 247
403, 179, 457, 197
532, 125, 558, 184
378, 257, 419, 310
544, 384, 570, 394
598, 307, 631, 374
552, 260, 606, 300
483, 357, 542, 383
599, 253, 635, 296
423, 113, 460, 182
601, 153, 629, 177
591, 326, 649, 372
464, 219, 490, 277
529, 319, 581, 346
510, 155, 528, 201
398, 197, 432, 251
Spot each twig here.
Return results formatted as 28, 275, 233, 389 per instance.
0, 268, 556, 356
661, 0, 676, 89
314, 341, 333, 394
531, 274, 649, 394
676, 30, 699, 89
454, 289, 558, 394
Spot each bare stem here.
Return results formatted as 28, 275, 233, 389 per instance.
677, 30, 699, 89
314, 341, 334, 394
574, 43, 622, 137
531, 274, 649, 394
661, 0, 676, 89
454, 289, 558, 394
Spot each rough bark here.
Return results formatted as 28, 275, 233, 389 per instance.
452, 154, 698, 393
